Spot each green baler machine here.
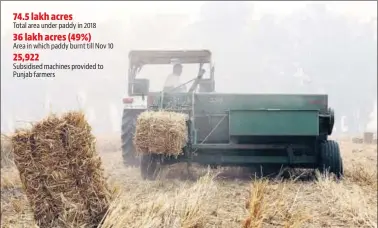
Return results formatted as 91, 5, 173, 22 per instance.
122, 50, 343, 180
145, 92, 342, 177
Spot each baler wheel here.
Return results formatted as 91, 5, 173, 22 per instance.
141, 154, 160, 180
319, 140, 343, 179
121, 109, 142, 167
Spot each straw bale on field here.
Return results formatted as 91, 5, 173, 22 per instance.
10, 111, 111, 228
352, 137, 363, 144
134, 111, 188, 156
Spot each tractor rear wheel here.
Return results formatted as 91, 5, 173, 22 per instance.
319, 140, 343, 179
121, 109, 144, 167
141, 154, 160, 180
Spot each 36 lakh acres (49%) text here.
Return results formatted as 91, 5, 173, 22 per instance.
13, 33, 91, 42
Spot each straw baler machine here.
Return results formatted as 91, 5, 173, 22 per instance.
122, 50, 343, 180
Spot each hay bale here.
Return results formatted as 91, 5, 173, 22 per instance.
11, 111, 110, 228
134, 111, 188, 156
363, 132, 374, 144
352, 137, 363, 144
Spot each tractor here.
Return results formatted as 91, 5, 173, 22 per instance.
121, 50, 343, 180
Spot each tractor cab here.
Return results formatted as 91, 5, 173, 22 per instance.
127, 50, 215, 101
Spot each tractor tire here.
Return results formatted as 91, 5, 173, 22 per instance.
121, 109, 144, 167
319, 140, 343, 179
140, 154, 160, 180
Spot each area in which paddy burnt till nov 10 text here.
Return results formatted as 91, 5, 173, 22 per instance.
13, 42, 114, 50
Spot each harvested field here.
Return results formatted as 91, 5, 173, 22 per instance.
1, 135, 377, 228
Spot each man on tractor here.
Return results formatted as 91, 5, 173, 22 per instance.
163, 64, 187, 92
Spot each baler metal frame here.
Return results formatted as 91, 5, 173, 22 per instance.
142, 91, 342, 181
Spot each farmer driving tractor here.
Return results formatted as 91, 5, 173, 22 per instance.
163, 63, 187, 92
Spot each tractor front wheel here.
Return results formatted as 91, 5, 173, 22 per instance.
121, 109, 144, 167
318, 140, 343, 179
141, 154, 160, 180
